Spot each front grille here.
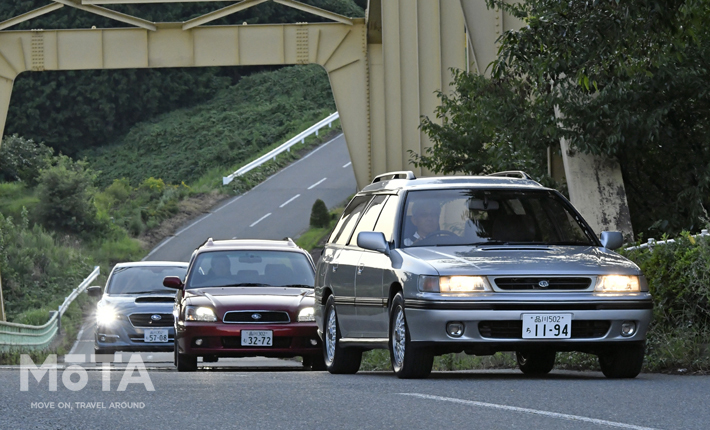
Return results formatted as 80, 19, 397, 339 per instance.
134, 297, 175, 303
223, 311, 290, 324
221, 336, 292, 348
128, 313, 174, 327
478, 320, 610, 339
493, 277, 592, 291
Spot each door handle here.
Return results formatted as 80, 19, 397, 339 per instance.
332, 264, 339, 272
357, 263, 364, 274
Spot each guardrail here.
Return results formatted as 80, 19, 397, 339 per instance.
223, 111, 340, 185
0, 266, 99, 351
624, 229, 710, 251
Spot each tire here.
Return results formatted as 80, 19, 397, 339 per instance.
175, 342, 198, 372
516, 350, 556, 376
323, 295, 362, 374
303, 355, 327, 371
389, 293, 433, 379
598, 343, 645, 379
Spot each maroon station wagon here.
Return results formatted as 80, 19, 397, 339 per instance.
163, 238, 324, 371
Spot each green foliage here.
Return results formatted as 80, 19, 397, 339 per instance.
33, 156, 102, 235
0, 182, 38, 220
0, 135, 53, 185
310, 199, 330, 228
86, 65, 336, 187
0, 209, 92, 318
417, 0, 710, 237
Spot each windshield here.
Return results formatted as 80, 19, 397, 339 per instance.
107, 265, 187, 295
185, 250, 315, 289
401, 189, 596, 247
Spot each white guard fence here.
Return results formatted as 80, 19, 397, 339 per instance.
0, 266, 100, 351
624, 229, 710, 251
223, 111, 339, 185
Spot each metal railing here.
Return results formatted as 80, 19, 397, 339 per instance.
223, 111, 340, 185
624, 229, 710, 251
0, 266, 100, 351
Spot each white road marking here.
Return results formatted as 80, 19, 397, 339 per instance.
342, 162, 352, 168
399, 393, 659, 430
143, 133, 345, 260
280, 194, 301, 208
68, 324, 87, 356
250, 213, 271, 227
308, 178, 327, 190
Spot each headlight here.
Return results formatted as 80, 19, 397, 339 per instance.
595, 275, 642, 293
418, 275, 492, 293
185, 306, 218, 322
96, 305, 119, 326
297, 307, 315, 322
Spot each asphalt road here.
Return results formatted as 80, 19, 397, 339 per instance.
144, 133, 357, 262
2, 365, 709, 430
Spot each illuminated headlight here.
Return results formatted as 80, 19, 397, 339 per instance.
96, 305, 119, 326
595, 275, 643, 293
418, 275, 492, 293
185, 306, 218, 322
298, 307, 315, 322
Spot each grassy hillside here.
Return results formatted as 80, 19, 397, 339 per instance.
86, 64, 336, 187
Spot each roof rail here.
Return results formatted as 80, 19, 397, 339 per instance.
372, 171, 416, 183
282, 237, 297, 246
486, 171, 532, 180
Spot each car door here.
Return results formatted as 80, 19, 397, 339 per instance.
321, 195, 372, 338
353, 194, 400, 338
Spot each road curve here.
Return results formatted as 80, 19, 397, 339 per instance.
145, 133, 357, 262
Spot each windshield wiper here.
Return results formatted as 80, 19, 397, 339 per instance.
278, 284, 313, 289
212, 283, 273, 288
126, 290, 174, 295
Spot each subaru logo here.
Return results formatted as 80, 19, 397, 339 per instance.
251, 313, 262, 320
151, 314, 162, 321
538, 280, 550, 288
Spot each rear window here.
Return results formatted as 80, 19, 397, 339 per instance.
186, 250, 315, 289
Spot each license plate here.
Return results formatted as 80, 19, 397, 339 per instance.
241, 330, 273, 346
522, 314, 572, 339
144, 329, 169, 343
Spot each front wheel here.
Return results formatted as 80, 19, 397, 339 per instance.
598, 343, 645, 378
175, 342, 197, 372
389, 293, 433, 379
516, 350, 556, 375
323, 295, 362, 374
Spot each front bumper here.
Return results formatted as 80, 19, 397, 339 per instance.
95, 322, 175, 353
404, 297, 653, 354
176, 322, 321, 358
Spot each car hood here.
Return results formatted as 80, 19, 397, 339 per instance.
99, 293, 176, 314
183, 286, 315, 313
401, 245, 640, 276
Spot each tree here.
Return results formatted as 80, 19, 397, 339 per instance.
0, 135, 52, 185
416, 0, 710, 236
33, 156, 101, 235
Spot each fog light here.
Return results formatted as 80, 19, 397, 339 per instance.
195, 338, 203, 346
446, 322, 464, 337
99, 335, 106, 342
310, 339, 318, 346
621, 321, 636, 337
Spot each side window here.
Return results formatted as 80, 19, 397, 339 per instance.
348, 195, 388, 246
372, 195, 400, 242
328, 195, 372, 245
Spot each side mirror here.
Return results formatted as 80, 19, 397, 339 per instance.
163, 276, 184, 290
600, 231, 624, 250
357, 231, 390, 256
86, 286, 102, 297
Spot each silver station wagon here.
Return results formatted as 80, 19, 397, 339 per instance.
314, 171, 652, 379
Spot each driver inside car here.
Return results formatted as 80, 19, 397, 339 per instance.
403, 201, 443, 246
209, 254, 232, 278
